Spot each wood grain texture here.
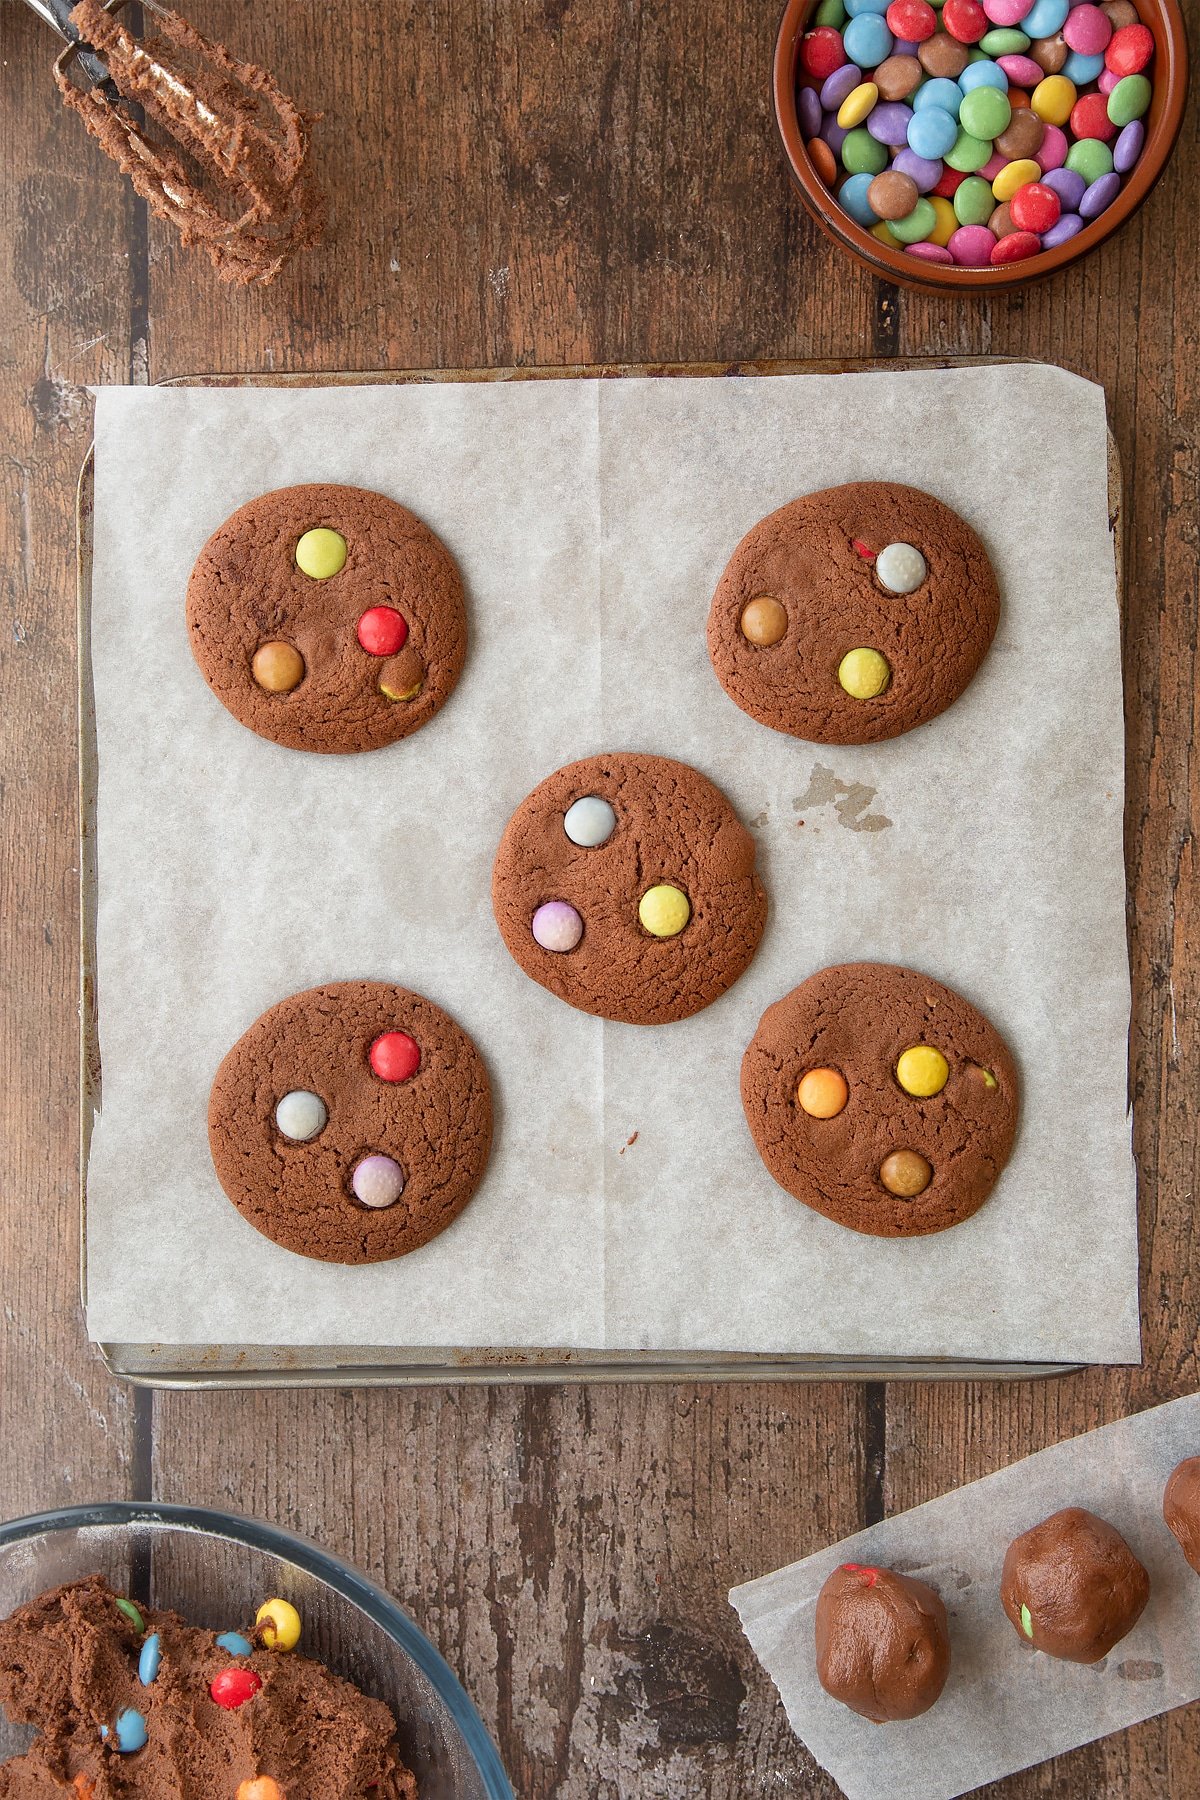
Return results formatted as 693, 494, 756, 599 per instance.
0, 0, 1197, 1793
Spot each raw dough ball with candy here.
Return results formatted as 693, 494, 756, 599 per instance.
815, 1563, 951, 1721
1000, 1507, 1150, 1662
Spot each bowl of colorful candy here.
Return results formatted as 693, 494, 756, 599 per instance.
774, 0, 1187, 288
0, 1502, 512, 1799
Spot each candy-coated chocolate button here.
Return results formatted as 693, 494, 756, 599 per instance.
564, 795, 617, 847
896, 1045, 950, 1095
532, 900, 584, 952
837, 80, 881, 128
969, 1063, 999, 1089
740, 596, 789, 646
210, 1666, 262, 1710
102, 1708, 148, 1753
1020, 1602, 1034, 1637
380, 675, 422, 700
137, 1633, 161, 1686
216, 1631, 254, 1657
875, 541, 928, 592
351, 1154, 406, 1209
357, 606, 408, 656
797, 1068, 850, 1118
115, 1597, 144, 1633
238, 1782, 285, 1800
274, 1090, 327, 1142
369, 1031, 421, 1082
638, 884, 691, 938
73, 1776, 96, 1800
880, 1148, 934, 1195
255, 1597, 302, 1651
251, 641, 305, 694
838, 647, 891, 698
294, 528, 347, 579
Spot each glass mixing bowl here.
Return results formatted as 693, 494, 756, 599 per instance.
0, 1502, 511, 1799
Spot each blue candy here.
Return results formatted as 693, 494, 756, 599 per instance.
839, 171, 879, 225
1063, 50, 1105, 83
137, 1633, 161, 1686
1020, 0, 1068, 35
843, 12, 893, 65
216, 1630, 255, 1657
913, 78, 963, 117
846, 0, 891, 13
959, 58, 1008, 92
907, 105, 959, 160
102, 1708, 148, 1754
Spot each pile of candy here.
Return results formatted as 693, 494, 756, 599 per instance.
796, 0, 1156, 266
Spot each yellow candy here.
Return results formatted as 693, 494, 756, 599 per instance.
991, 158, 1042, 202
895, 1045, 950, 1098
380, 676, 423, 701
1030, 75, 1076, 126
255, 1597, 301, 1651
638, 884, 690, 938
927, 196, 956, 248
838, 647, 891, 699
870, 220, 899, 246
837, 81, 880, 129
294, 527, 347, 580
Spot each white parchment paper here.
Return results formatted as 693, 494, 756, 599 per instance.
84, 366, 1139, 1356
731, 1392, 1200, 1800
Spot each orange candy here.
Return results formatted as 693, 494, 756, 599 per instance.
238, 1781, 285, 1800
796, 1068, 849, 1118
807, 137, 838, 186
73, 1779, 96, 1800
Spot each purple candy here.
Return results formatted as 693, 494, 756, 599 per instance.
532, 900, 583, 952
1113, 118, 1144, 173
1079, 171, 1121, 219
1042, 166, 1086, 210
893, 37, 919, 52
799, 86, 823, 137
867, 101, 914, 146
1040, 212, 1084, 247
820, 62, 862, 110
822, 116, 850, 154
997, 52, 1043, 84
892, 148, 943, 191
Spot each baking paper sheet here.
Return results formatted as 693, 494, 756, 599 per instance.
731, 1392, 1200, 1800
84, 365, 1138, 1356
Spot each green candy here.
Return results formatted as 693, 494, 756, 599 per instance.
959, 86, 1011, 141
1107, 73, 1151, 127
115, 1597, 145, 1634
979, 27, 1029, 53
953, 175, 996, 225
966, 44, 988, 59
1066, 137, 1114, 181
1020, 1603, 1034, 1639
815, 0, 848, 25
945, 129, 992, 173
841, 127, 888, 176
889, 198, 938, 243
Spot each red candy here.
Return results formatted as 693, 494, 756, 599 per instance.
210, 1667, 262, 1710
990, 229, 1041, 263
885, 0, 937, 41
369, 1031, 421, 1083
842, 1562, 880, 1586
932, 166, 966, 197
851, 539, 876, 560
356, 606, 408, 656
1105, 21, 1154, 74
799, 26, 846, 78
1009, 181, 1061, 232
1070, 92, 1117, 140
942, 0, 987, 44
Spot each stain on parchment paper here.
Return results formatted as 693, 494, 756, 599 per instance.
1117, 1659, 1164, 1681
792, 763, 892, 834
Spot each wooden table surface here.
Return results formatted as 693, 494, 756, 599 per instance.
2, 2, 1197, 1794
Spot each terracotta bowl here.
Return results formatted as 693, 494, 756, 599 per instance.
773, 0, 1189, 292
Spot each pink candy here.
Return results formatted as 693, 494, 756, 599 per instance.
1035, 123, 1069, 170
906, 241, 955, 262
1098, 67, 1121, 93
1062, 2, 1112, 55
981, 151, 1008, 180
997, 53, 1044, 86
948, 223, 997, 265
981, 0, 1032, 23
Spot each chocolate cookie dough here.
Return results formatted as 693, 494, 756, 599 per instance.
0, 1575, 415, 1798
208, 980, 492, 1264
1000, 1508, 1150, 1663
815, 1563, 951, 1723
186, 483, 466, 753
740, 962, 1018, 1238
1163, 1457, 1200, 1573
491, 752, 768, 1025
707, 481, 1000, 744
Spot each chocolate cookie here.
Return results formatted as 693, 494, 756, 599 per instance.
707, 481, 1000, 744
741, 962, 1018, 1237
1163, 1458, 1200, 1573
208, 981, 492, 1264
1000, 1508, 1150, 1664
815, 1563, 951, 1722
491, 752, 768, 1025
186, 483, 466, 753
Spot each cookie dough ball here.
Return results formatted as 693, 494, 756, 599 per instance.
1163, 1457, 1200, 1573
815, 1563, 951, 1722
1000, 1507, 1150, 1663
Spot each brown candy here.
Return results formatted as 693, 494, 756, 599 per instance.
1031, 32, 1069, 72
251, 641, 305, 693
1101, 0, 1139, 24
918, 31, 970, 78
1164, 1457, 1200, 1573
880, 1149, 932, 1197
1000, 1508, 1150, 1664
816, 1565, 951, 1722
874, 53, 922, 101
739, 597, 788, 646
994, 107, 1045, 160
868, 170, 920, 221
990, 202, 1017, 238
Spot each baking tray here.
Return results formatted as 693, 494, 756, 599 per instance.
78, 358, 1124, 1388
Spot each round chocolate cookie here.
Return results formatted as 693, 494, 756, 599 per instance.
208, 981, 492, 1263
741, 962, 1018, 1237
491, 752, 767, 1025
1001, 1508, 1150, 1664
1163, 1457, 1200, 1574
707, 481, 1000, 744
186, 483, 466, 753
815, 1563, 951, 1722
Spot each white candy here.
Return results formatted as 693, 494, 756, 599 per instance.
563, 795, 617, 848
274, 1090, 327, 1142
875, 542, 928, 595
